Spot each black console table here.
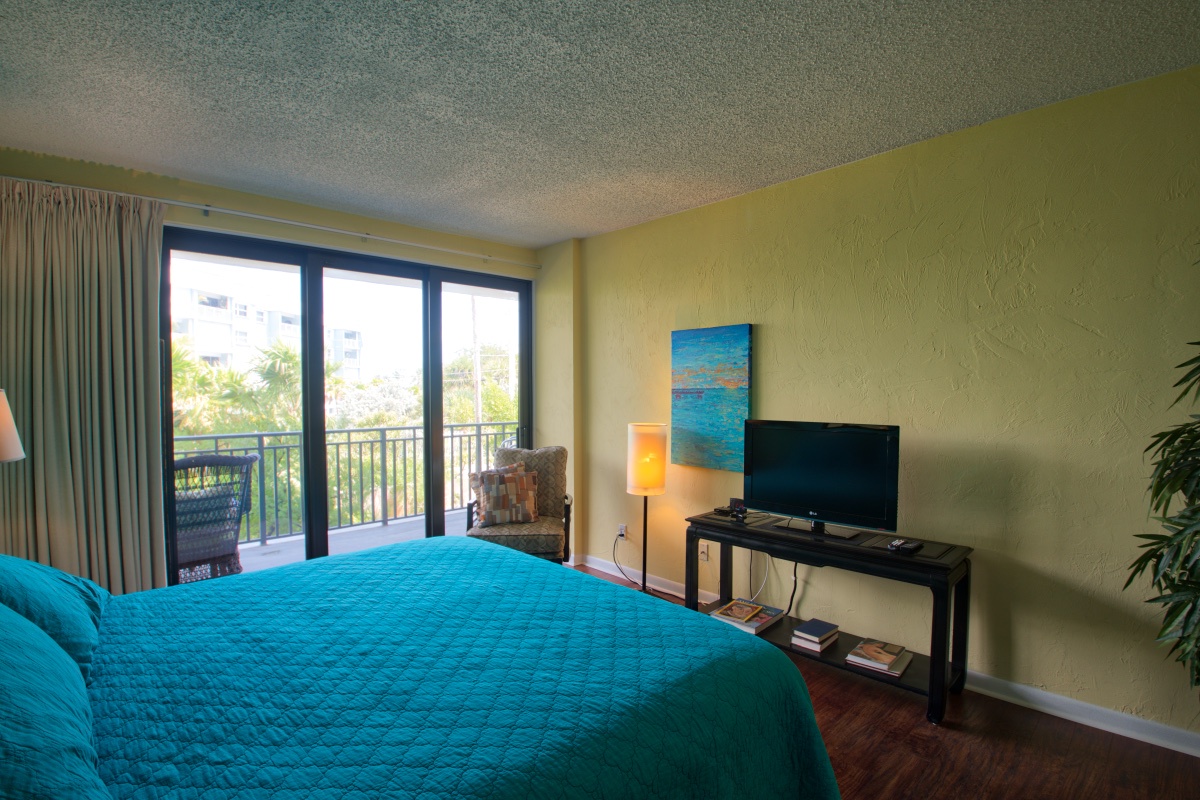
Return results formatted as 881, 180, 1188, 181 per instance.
685, 512, 972, 723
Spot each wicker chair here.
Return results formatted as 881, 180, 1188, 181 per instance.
466, 446, 572, 562
173, 453, 260, 584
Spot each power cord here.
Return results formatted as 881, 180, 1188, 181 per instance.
748, 551, 769, 602
612, 534, 638, 585
786, 561, 799, 616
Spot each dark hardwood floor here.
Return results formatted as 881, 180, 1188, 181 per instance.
575, 564, 1200, 799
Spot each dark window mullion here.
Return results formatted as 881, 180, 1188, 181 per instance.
425, 275, 445, 537
517, 280, 533, 448
301, 254, 329, 558
160, 246, 180, 585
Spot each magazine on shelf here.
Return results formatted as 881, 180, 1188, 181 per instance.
710, 599, 763, 624
852, 650, 913, 677
711, 599, 786, 634
845, 639, 906, 670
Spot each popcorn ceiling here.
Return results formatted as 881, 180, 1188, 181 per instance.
0, 0, 1196, 248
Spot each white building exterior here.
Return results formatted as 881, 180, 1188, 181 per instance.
172, 286, 359, 379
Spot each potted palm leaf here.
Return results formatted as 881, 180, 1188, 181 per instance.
1126, 340, 1200, 687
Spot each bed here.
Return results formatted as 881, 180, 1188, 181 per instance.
0, 535, 839, 799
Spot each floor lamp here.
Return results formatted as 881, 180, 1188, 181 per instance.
0, 390, 25, 463
627, 423, 666, 594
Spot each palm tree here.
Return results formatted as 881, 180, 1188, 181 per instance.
249, 340, 303, 430
171, 339, 219, 435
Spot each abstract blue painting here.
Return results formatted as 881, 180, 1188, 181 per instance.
671, 324, 751, 471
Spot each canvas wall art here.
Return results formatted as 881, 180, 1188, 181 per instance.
671, 324, 751, 471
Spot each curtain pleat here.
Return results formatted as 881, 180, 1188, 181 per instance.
0, 178, 166, 593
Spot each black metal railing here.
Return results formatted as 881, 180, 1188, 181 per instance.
174, 422, 519, 544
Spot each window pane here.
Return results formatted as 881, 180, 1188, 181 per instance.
442, 283, 521, 535
323, 269, 425, 555
169, 251, 303, 579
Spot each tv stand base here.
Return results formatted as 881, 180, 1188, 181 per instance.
685, 512, 972, 724
771, 517, 858, 539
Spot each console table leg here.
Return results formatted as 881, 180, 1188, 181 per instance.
718, 542, 734, 604
927, 583, 951, 724
950, 560, 971, 693
685, 529, 699, 610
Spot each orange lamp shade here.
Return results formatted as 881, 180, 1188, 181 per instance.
627, 422, 667, 496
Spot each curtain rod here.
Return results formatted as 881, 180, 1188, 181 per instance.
2, 174, 541, 269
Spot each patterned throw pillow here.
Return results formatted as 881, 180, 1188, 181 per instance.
478, 470, 539, 527
470, 462, 524, 517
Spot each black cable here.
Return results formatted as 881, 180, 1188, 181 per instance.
612, 536, 638, 585
787, 561, 799, 617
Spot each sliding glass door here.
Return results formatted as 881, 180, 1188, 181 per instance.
441, 282, 523, 536
161, 229, 532, 584
322, 268, 426, 556
166, 249, 307, 580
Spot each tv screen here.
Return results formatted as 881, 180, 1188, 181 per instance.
743, 420, 899, 533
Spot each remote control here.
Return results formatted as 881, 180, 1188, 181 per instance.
887, 538, 923, 555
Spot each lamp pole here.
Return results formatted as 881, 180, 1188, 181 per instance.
641, 494, 650, 593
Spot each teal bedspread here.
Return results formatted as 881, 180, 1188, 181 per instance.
88, 536, 838, 798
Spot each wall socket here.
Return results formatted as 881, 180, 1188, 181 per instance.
618, 523, 627, 540
698, 543, 710, 562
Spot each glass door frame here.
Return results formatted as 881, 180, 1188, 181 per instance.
160, 227, 533, 582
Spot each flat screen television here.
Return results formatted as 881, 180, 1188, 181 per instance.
743, 420, 899, 536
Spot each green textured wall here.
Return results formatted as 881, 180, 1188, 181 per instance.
577, 66, 1200, 729
533, 238, 583, 547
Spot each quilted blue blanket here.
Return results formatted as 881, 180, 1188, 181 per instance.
88, 536, 838, 798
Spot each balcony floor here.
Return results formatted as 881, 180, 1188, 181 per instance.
238, 508, 470, 573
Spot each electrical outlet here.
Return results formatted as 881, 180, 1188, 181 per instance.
618, 523, 627, 540
699, 543, 710, 562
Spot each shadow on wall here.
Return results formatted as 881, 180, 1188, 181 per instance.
900, 437, 1025, 552
903, 437, 1179, 716
969, 552, 1179, 714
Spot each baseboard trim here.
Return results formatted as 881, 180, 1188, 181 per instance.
964, 671, 1200, 758
581, 553, 719, 605
581, 555, 1200, 758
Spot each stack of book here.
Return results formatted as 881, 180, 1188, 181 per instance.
845, 639, 912, 677
709, 598, 786, 635
790, 618, 839, 653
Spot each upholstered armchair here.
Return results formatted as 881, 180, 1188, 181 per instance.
466, 446, 572, 562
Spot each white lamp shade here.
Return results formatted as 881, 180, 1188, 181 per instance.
627, 423, 667, 496
0, 390, 25, 463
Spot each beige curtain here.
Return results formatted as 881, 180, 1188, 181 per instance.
0, 178, 167, 593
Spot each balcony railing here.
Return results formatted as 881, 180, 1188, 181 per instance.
174, 422, 519, 544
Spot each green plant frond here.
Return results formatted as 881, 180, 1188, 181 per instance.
1184, 599, 1200, 630
1168, 516, 1200, 542
1153, 547, 1178, 585
1145, 426, 1200, 515
1171, 342, 1200, 407
1147, 581, 1200, 604
1126, 530, 1191, 586
1124, 562, 1149, 589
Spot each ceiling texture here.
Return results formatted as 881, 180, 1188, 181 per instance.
1, 1, 1198, 248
